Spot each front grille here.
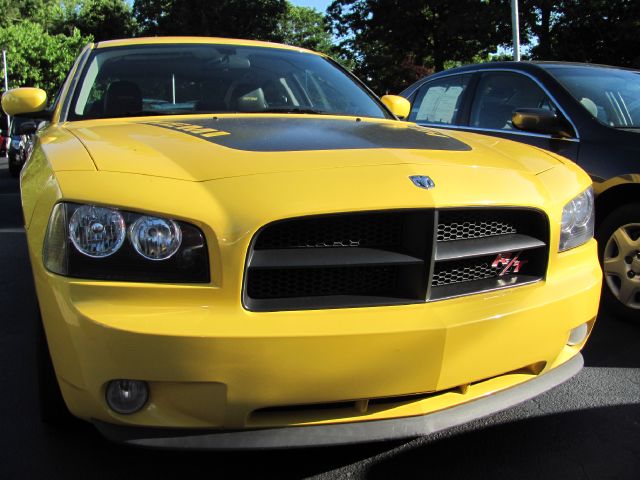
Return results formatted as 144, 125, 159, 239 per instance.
244, 208, 548, 311
247, 266, 400, 299
430, 208, 548, 301
437, 210, 536, 242
255, 214, 402, 249
432, 257, 498, 287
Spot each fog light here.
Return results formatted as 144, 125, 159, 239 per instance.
567, 323, 588, 346
105, 380, 149, 414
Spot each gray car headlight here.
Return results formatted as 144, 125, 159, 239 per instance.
559, 187, 594, 252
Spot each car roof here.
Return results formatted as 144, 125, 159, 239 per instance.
424, 60, 638, 78
95, 36, 320, 56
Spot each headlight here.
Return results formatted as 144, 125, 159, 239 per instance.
69, 205, 126, 258
129, 216, 182, 260
559, 187, 594, 252
43, 202, 209, 283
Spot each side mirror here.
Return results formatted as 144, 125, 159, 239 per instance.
18, 121, 37, 135
512, 108, 573, 138
381, 95, 411, 119
1, 87, 49, 117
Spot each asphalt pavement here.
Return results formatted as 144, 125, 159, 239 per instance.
0, 159, 638, 479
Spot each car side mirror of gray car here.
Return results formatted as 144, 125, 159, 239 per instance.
512, 108, 573, 138
17, 121, 37, 136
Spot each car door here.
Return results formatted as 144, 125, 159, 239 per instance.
465, 71, 579, 161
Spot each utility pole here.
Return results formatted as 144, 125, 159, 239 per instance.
511, 0, 521, 61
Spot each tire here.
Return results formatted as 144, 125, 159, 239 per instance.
36, 309, 74, 425
8, 158, 20, 177
596, 203, 640, 322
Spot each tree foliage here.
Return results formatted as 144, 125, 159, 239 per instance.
0, 21, 92, 95
69, 0, 137, 41
4, 0, 640, 99
327, 0, 511, 94
134, 0, 288, 41
275, 4, 334, 55
522, 0, 640, 67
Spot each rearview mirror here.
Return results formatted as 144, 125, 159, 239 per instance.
381, 95, 411, 119
512, 108, 573, 138
1, 87, 49, 117
206, 54, 250, 71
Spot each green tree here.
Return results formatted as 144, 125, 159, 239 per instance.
74, 0, 137, 41
275, 3, 333, 54
2, 0, 55, 25
134, 0, 287, 40
0, 21, 92, 95
327, 0, 511, 94
522, 0, 640, 67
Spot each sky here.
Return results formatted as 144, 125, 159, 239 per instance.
291, 0, 332, 12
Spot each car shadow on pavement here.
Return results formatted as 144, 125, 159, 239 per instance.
362, 404, 640, 480
583, 309, 640, 368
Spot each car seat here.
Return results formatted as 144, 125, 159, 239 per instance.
103, 81, 143, 118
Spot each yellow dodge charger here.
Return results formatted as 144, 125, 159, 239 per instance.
3, 37, 601, 449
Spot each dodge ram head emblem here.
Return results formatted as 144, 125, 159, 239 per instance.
492, 252, 527, 275
409, 175, 435, 189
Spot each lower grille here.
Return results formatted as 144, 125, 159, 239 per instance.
248, 265, 400, 299
432, 257, 498, 287
244, 208, 548, 311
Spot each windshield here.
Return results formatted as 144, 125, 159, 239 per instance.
69, 44, 388, 120
545, 65, 640, 128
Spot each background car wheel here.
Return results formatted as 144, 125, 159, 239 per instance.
597, 203, 640, 322
8, 159, 20, 177
36, 309, 74, 425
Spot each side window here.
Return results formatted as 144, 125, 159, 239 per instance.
470, 72, 558, 130
409, 75, 470, 125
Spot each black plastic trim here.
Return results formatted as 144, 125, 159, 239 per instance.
250, 248, 424, 269
430, 274, 541, 301
434, 234, 545, 261
247, 295, 425, 312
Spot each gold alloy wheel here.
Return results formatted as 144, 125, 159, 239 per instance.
603, 223, 640, 310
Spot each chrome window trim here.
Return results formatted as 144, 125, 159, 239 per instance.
409, 67, 581, 140
59, 44, 94, 123
415, 122, 580, 143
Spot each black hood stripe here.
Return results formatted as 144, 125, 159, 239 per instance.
144, 118, 471, 152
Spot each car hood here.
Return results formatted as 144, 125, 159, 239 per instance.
65, 115, 563, 181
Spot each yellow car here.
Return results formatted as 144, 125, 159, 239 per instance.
3, 37, 601, 449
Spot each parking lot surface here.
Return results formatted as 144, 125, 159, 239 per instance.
0, 159, 638, 479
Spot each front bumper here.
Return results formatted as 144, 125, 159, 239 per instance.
94, 353, 583, 449
33, 235, 601, 444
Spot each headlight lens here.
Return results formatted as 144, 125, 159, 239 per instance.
129, 216, 182, 260
559, 187, 594, 252
69, 205, 126, 258
43, 203, 209, 283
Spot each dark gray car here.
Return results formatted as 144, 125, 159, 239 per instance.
401, 61, 640, 321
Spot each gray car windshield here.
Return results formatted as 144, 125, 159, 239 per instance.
69, 44, 389, 120
546, 65, 640, 128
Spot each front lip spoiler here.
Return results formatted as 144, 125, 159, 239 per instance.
93, 353, 583, 450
